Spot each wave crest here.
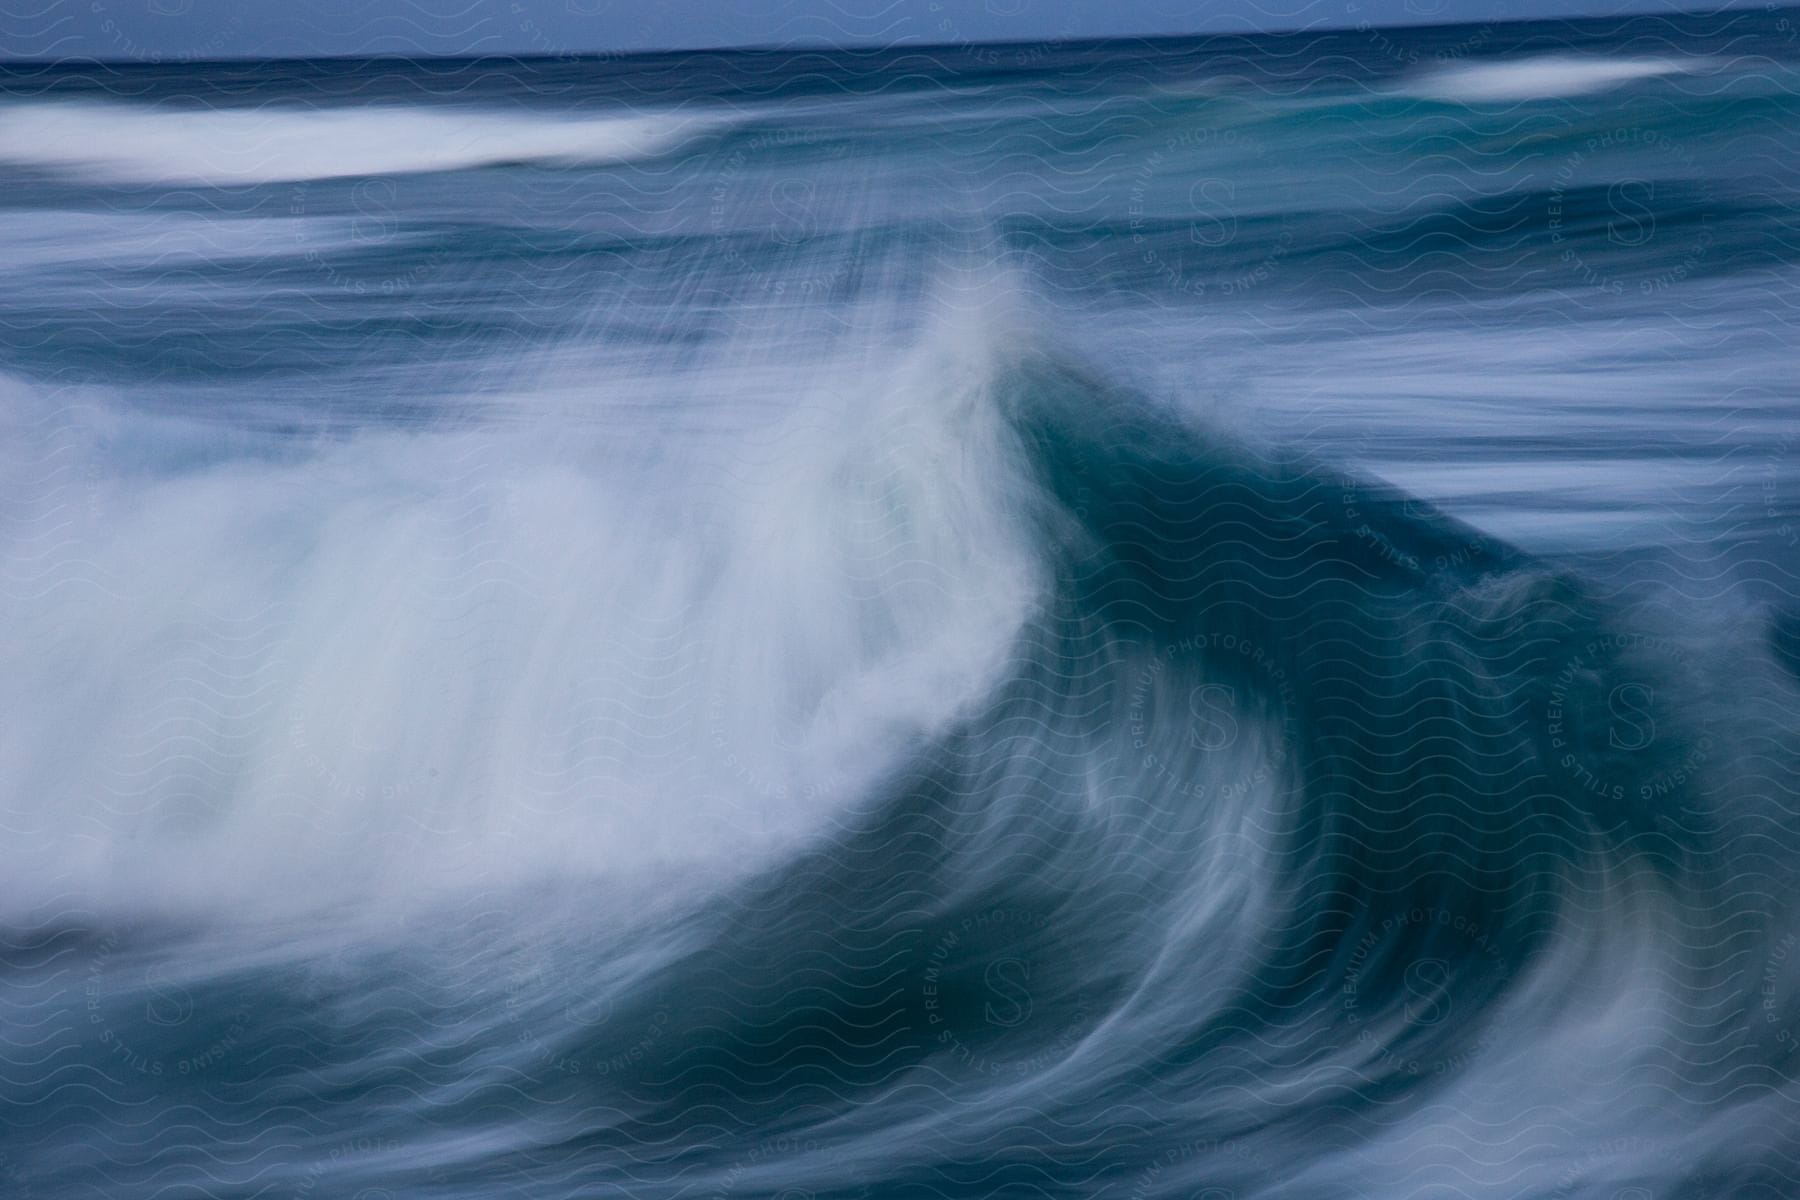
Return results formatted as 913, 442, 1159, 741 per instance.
0, 100, 727, 185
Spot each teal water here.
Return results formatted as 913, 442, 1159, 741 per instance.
3, 12, 1800, 1199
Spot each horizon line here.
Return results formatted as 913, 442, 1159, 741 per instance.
0, 2, 1787, 70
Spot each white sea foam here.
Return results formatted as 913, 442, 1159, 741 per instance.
0, 296, 1048, 923
1402, 54, 1710, 103
0, 99, 728, 186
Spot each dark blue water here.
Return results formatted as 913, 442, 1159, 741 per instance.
3, 11, 1800, 1199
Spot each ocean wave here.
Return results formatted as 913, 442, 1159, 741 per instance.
1400, 53, 1712, 103
0, 310, 1041, 924
0, 99, 730, 186
6, 304, 1795, 1196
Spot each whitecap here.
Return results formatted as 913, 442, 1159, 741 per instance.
0, 99, 729, 186
1400, 53, 1710, 103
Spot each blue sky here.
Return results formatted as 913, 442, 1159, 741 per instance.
0, 0, 1775, 61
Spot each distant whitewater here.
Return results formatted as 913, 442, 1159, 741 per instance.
0, 100, 729, 184
1399, 53, 1710, 102
3, 10, 1800, 1200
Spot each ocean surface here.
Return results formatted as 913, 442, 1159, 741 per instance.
4, 10, 1800, 1198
